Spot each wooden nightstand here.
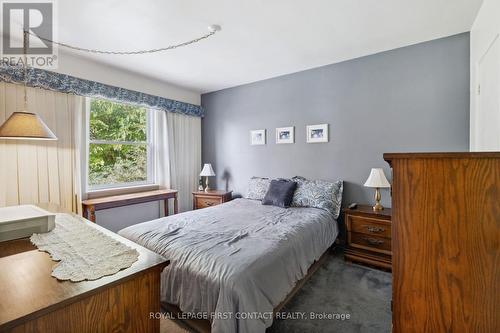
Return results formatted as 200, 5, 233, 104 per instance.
192, 190, 232, 210
344, 205, 392, 271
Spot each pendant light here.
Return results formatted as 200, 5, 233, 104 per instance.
0, 31, 57, 140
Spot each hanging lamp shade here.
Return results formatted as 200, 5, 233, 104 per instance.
0, 111, 57, 140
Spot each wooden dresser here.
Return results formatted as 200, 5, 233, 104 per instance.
344, 205, 392, 270
384, 152, 499, 333
192, 190, 232, 210
0, 204, 169, 333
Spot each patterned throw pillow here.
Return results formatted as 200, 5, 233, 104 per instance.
245, 177, 271, 200
291, 177, 343, 219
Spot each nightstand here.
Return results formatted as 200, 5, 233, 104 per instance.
344, 205, 392, 271
192, 190, 232, 210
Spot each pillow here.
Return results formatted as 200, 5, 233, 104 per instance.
262, 179, 297, 208
291, 177, 343, 219
245, 177, 271, 200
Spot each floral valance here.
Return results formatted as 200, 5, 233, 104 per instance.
0, 63, 204, 117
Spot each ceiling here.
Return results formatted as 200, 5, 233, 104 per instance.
20, 0, 486, 93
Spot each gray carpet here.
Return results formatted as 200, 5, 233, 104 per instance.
267, 250, 392, 333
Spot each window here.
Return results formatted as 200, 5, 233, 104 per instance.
86, 98, 155, 191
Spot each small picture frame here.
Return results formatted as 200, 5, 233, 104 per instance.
250, 129, 266, 145
276, 126, 294, 144
306, 124, 329, 143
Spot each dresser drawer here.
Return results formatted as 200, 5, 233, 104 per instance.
347, 215, 391, 238
195, 196, 222, 209
343, 206, 392, 271
349, 232, 391, 255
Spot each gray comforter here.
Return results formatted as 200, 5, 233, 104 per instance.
119, 198, 338, 333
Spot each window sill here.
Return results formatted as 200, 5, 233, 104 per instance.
85, 184, 160, 199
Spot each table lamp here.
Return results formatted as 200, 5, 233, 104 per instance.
364, 168, 390, 211
200, 163, 216, 192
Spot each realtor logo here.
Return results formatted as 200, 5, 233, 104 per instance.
1, 0, 57, 68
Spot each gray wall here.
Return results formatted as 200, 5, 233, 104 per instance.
96, 202, 160, 232
201, 33, 470, 209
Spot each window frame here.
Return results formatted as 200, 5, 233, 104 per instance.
83, 97, 156, 193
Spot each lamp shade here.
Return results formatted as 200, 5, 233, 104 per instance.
364, 168, 390, 188
0, 112, 57, 140
200, 163, 215, 177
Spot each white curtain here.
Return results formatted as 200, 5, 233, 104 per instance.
155, 110, 201, 213
0, 82, 84, 213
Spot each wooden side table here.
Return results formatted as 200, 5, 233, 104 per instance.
192, 190, 232, 210
344, 205, 392, 271
82, 189, 178, 222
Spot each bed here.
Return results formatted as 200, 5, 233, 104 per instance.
119, 197, 339, 333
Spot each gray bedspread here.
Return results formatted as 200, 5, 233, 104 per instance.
118, 198, 338, 333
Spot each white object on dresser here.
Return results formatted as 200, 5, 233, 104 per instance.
0, 205, 55, 242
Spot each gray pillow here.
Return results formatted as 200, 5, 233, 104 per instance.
245, 177, 271, 200
291, 176, 343, 219
262, 179, 297, 208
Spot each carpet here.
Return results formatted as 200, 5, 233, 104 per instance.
160, 317, 190, 333
267, 250, 392, 333
161, 250, 392, 333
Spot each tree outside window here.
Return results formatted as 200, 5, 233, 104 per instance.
87, 99, 154, 190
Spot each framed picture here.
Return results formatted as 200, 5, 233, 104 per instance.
250, 129, 266, 145
275, 126, 294, 144
306, 124, 329, 143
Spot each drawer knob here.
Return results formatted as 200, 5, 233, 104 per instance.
363, 237, 384, 245
205, 201, 214, 206
363, 225, 386, 233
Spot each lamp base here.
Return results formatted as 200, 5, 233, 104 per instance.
372, 187, 384, 211
204, 177, 210, 192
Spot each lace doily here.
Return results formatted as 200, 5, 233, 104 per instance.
30, 214, 139, 282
